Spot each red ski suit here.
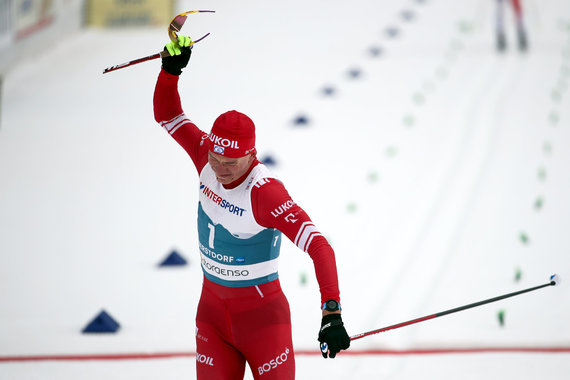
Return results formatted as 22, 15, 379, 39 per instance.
153, 69, 341, 379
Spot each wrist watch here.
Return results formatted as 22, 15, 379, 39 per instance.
322, 299, 341, 312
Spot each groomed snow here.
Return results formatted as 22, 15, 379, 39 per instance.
1, 0, 569, 379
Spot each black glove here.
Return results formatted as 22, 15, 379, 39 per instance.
318, 314, 350, 358
161, 35, 192, 75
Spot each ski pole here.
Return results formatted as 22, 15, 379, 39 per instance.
103, 10, 214, 74
350, 274, 560, 342
102, 33, 210, 74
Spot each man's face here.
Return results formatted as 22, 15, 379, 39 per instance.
208, 151, 254, 185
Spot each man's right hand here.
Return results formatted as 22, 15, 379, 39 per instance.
161, 35, 192, 75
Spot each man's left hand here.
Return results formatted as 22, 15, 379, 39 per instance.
318, 314, 350, 358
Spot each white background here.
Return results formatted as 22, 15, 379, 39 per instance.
1, 0, 570, 379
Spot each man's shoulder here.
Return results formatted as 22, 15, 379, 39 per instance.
251, 173, 292, 213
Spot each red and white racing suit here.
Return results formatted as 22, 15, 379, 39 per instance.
154, 69, 341, 379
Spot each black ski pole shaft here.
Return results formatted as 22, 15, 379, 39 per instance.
350, 275, 559, 342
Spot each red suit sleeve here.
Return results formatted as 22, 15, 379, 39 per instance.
153, 68, 209, 172
251, 178, 341, 306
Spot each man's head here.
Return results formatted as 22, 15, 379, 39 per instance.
207, 110, 256, 184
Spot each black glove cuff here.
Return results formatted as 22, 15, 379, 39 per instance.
321, 313, 343, 325
320, 314, 344, 336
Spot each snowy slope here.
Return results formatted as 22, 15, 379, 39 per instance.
1, 0, 570, 379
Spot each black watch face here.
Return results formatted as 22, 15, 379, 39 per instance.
326, 300, 339, 311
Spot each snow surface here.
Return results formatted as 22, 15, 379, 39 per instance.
1, 0, 570, 379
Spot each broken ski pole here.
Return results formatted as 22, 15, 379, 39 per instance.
103, 10, 214, 74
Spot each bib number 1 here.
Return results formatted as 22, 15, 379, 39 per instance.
208, 223, 216, 249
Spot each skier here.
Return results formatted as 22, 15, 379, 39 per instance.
495, 0, 528, 52
153, 35, 350, 379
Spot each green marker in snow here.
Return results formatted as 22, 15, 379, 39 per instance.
514, 267, 522, 282
519, 232, 529, 245
497, 309, 505, 327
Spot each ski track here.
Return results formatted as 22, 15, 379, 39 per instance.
1, 0, 570, 379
